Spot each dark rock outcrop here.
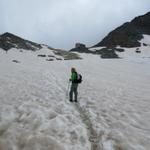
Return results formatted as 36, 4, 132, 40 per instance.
46, 59, 54, 61
94, 12, 150, 48
37, 54, 46, 57
96, 48, 119, 58
0, 32, 82, 60
12, 60, 20, 63
53, 48, 82, 60
0, 32, 42, 51
70, 47, 92, 53
70, 43, 120, 58
70, 43, 93, 53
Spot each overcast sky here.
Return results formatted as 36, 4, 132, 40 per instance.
0, 0, 150, 49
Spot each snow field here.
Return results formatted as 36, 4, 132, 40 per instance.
0, 38, 150, 150
0, 49, 90, 150
77, 55, 150, 150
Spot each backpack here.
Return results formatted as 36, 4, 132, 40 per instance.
76, 73, 82, 84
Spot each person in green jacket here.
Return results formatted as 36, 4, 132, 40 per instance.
69, 67, 78, 102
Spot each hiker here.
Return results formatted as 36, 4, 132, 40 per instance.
69, 67, 78, 102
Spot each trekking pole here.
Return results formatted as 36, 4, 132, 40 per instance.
66, 80, 71, 97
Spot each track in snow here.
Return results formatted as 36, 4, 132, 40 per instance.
75, 103, 103, 150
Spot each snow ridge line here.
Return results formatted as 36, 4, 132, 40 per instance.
75, 103, 103, 150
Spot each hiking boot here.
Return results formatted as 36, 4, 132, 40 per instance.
74, 100, 78, 103
69, 99, 73, 102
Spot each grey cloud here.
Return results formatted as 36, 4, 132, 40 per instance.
0, 0, 150, 49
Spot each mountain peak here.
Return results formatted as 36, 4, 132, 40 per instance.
0, 32, 42, 51
93, 11, 150, 48
1, 32, 15, 36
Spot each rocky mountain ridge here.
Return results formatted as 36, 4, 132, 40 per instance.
0, 32, 42, 51
94, 12, 150, 48
0, 32, 81, 60
69, 12, 150, 58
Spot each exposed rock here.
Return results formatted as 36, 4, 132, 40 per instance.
98, 48, 119, 58
143, 43, 148, 46
135, 50, 141, 53
70, 43, 93, 53
12, 60, 20, 63
37, 54, 46, 57
93, 12, 150, 48
115, 48, 125, 52
70, 43, 120, 58
0, 32, 42, 51
0, 32, 82, 60
69, 12, 150, 58
70, 47, 92, 53
46, 59, 54, 61
53, 49, 81, 60
19, 50, 23, 52
48, 55, 55, 57
56, 58, 62, 60
75, 43, 86, 48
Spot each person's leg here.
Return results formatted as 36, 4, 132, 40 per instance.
69, 84, 73, 102
74, 84, 78, 102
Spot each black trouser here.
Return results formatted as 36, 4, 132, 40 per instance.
69, 83, 78, 101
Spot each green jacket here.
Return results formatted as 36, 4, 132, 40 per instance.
71, 72, 77, 83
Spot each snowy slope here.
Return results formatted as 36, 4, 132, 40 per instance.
89, 35, 150, 59
0, 46, 150, 150
89, 46, 106, 52
0, 49, 90, 150
116, 34, 150, 59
